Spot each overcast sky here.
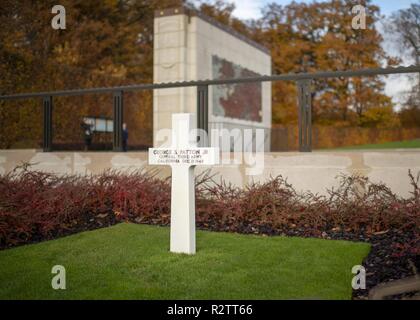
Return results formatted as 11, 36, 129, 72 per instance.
197, 0, 418, 105
226, 0, 417, 20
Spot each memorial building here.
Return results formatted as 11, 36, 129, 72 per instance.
153, 6, 272, 151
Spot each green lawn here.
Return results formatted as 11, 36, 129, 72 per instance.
0, 223, 370, 300
332, 139, 420, 150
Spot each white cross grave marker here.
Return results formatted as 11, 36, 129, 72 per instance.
149, 113, 219, 254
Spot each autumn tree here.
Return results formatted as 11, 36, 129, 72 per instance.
258, 0, 398, 127
195, 0, 252, 38
387, 4, 420, 127
0, 0, 408, 149
0, 0, 181, 148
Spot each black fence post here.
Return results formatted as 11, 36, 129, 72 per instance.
113, 91, 124, 151
43, 96, 53, 152
297, 79, 312, 152
197, 85, 209, 147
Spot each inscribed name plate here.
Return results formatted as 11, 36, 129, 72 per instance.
149, 148, 219, 166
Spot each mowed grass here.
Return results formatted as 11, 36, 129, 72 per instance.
0, 223, 370, 300
333, 138, 420, 150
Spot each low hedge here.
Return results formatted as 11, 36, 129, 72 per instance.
0, 164, 418, 254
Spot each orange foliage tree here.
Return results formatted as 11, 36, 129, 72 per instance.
256, 0, 399, 127
0, 0, 408, 149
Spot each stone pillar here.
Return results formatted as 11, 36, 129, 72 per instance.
153, 9, 196, 147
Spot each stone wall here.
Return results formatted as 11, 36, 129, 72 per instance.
1, 149, 419, 198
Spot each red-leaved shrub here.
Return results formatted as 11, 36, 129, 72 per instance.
0, 164, 418, 253
195, 171, 419, 237
0, 164, 170, 248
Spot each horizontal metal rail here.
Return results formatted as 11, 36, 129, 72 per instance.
0, 65, 418, 101
1, 65, 418, 152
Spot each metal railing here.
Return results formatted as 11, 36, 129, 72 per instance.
0, 65, 419, 152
